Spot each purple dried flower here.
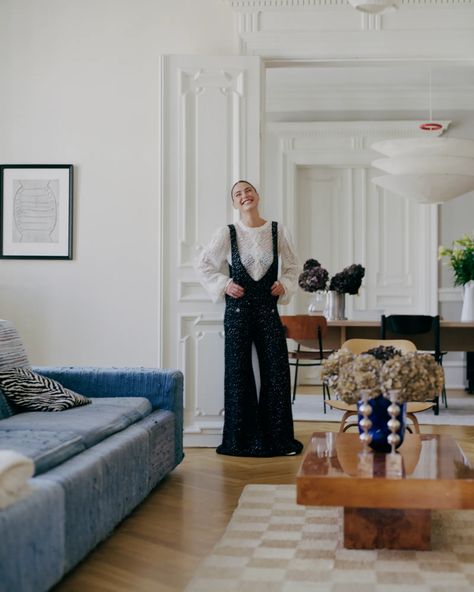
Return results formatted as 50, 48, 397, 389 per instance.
298, 265, 329, 292
329, 264, 365, 295
299, 260, 365, 295
303, 258, 322, 271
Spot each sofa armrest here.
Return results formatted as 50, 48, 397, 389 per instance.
33, 366, 184, 465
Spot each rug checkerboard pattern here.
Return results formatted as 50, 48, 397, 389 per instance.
186, 484, 474, 591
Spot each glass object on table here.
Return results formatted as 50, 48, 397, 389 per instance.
308, 290, 326, 314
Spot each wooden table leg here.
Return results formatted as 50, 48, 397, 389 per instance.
344, 507, 431, 550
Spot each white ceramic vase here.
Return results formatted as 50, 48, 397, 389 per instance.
461, 280, 474, 322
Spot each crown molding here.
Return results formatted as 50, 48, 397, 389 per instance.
227, 0, 474, 60
229, 0, 474, 8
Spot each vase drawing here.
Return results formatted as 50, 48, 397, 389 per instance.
13, 180, 58, 243
308, 290, 326, 314
324, 290, 346, 320
357, 395, 406, 453
461, 280, 474, 322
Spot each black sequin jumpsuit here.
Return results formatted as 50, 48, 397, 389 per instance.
216, 222, 303, 457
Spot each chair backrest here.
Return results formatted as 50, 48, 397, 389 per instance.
280, 315, 327, 341
280, 315, 327, 358
380, 314, 441, 359
341, 338, 417, 355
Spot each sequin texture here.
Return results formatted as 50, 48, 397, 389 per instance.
216, 222, 303, 457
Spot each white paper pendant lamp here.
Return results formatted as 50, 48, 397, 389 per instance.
372, 156, 474, 176
372, 138, 474, 159
372, 174, 474, 204
371, 136, 474, 204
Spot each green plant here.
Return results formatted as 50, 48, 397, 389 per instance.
439, 233, 474, 287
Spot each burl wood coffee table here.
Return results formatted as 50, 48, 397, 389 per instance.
296, 432, 474, 551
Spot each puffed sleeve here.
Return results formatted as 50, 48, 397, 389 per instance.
194, 226, 231, 303
277, 224, 300, 305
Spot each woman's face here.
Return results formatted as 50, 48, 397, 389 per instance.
232, 182, 259, 212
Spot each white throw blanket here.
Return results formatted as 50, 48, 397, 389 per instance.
0, 450, 34, 510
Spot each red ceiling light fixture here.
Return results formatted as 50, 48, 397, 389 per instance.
420, 122, 443, 132
419, 71, 443, 133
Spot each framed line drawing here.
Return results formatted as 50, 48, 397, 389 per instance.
0, 164, 73, 259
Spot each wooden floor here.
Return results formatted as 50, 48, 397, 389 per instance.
53, 391, 474, 592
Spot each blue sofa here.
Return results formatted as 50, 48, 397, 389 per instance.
0, 320, 184, 592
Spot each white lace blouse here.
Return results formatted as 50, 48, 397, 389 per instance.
195, 220, 300, 305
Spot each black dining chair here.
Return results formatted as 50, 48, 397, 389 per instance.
280, 315, 333, 412
380, 314, 447, 415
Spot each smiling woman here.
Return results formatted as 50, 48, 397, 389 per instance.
195, 180, 303, 457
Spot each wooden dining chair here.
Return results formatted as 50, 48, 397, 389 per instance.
280, 315, 333, 412
325, 338, 435, 434
381, 314, 447, 414
339, 338, 417, 356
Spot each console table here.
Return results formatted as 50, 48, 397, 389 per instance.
324, 320, 474, 352
297, 432, 474, 550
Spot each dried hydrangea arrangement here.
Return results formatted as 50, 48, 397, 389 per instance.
320, 349, 355, 389
322, 351, 383, 404
322, 346, 443, 404
329, 264, 366, 295
380, 352, 445, 403
298, 259, 329, 292
364, 345, 402, 363
338, 355, 384, 403
298, 260, 365, 295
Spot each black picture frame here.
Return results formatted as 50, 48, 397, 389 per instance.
0, 164, 73, 259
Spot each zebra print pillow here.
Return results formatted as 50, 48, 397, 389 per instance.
0, 368, 92, 412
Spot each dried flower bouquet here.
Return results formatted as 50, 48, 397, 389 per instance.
322, 347, 444, 404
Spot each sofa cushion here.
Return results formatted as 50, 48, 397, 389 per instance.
38, 424, 150, 571
0, 368, 91, 412
0, 430, 86, 475
0, 397, 152, 448
0, 390, 15, 419
0, 478, 65, 592
0, 319, 30, 371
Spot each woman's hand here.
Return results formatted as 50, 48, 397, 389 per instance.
271, 280, 285, 297
226, 281, 245, 299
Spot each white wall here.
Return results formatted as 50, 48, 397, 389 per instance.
0, 0, 236, 365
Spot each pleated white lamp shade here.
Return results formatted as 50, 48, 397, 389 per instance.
371, 137, 474, 204
372, 156, 474, 176
372, 138, 474, 159
372, 174, 474, 204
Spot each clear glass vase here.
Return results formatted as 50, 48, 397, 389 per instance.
308, 290, 326, 314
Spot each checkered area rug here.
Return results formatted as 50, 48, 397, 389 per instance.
186, 484, 474, 591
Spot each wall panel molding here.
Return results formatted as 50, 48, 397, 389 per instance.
162, 55, 261, 444
267, 120, 438, 318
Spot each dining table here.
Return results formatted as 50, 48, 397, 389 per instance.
324, 320, 474, 352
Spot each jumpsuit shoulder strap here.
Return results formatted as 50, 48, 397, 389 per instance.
271, 221, 278, 258
227, 224, 239, 269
